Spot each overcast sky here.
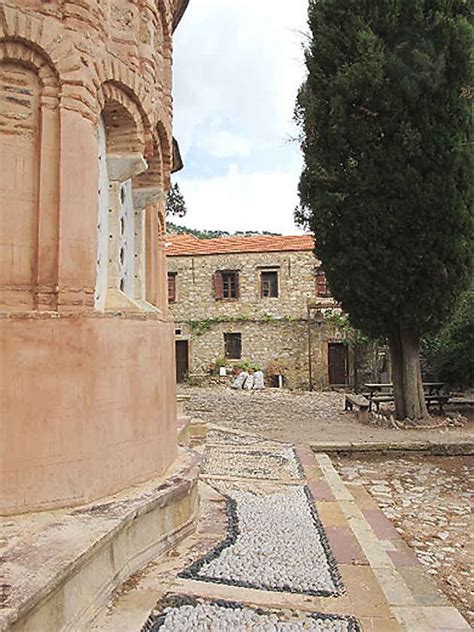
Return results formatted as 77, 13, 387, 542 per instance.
172, 0, 309, 235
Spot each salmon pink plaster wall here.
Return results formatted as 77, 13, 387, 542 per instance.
0, 0, 185, 514
0, 315, 177, 514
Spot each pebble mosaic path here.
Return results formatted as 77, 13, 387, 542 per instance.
142, 595, 361, 632
180, 485, 343, 595
92, 425, 471, 632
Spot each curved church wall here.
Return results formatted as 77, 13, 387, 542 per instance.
0, 0, 182, 513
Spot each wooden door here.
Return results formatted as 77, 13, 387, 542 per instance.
328, 343, 348, 385
175, 340, 189, 383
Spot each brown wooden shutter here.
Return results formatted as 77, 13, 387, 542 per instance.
234, 272, 240, 298
213, 271, 223, 299
167, 273, 176, 302
316, 270, 329, 297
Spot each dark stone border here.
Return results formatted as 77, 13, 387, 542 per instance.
311, 442, 474, 456
178, 484, 344, 597
200, 445, 305, 481
142, 594, 361, 632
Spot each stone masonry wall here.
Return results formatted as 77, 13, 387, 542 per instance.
167, 249, 328, 321
174, 319, 352, 390
168, 249, 348, 388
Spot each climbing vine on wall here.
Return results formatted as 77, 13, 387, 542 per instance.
323, 310, 372, 347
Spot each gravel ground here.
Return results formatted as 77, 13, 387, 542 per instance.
149, 598, 359, 632
334, 455, 474, 626
180, 385, 473, 445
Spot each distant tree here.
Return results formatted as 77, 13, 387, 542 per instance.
166, 223, 282, 240
296, 0, 473, 419
423, 286, 474, 390
166, 182, 187, 218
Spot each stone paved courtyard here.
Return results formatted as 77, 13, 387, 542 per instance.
334, 455, 473, 627
179, 385, 473, 446
91, 419, 470, 631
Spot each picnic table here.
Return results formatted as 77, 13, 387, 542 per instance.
363, 382, 449, 413
363, 382, 445, 397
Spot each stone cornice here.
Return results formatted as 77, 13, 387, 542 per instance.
172, 0, 190, 32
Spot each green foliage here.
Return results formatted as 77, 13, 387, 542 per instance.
167, 222, 281, 240
166, 182, 187, 218
188, 319, 214, 336
422, 286, 474, 388
188, 314, 251, 335
296, 0, 473, 340
323, 309, 371, 347
263, 312, 278, 323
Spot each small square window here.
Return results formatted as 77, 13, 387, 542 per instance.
168, 272, 176, 303
261, 270, 278, 298
214, 271, 239, 299
224, 333, 242, 359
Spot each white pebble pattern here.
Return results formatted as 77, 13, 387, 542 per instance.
197, 486, 339, 594
157, 602, 356, 631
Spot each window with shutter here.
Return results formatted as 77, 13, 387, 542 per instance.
215, 270, 239, 299
261, 271, 278, 297
167, 272, 176, 303
213, 271, 224, 299
315, 268, 331, 297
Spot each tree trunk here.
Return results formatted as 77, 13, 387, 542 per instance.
388, 330, 428, 421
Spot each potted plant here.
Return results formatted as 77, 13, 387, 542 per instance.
215, 357, 227, 377
265, 360, 284, 388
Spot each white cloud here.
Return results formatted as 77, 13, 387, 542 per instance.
172, 0, 309, 234
200, 129, 252, 158
171, 164, 305, 235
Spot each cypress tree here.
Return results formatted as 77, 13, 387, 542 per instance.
296, 0, 473, 419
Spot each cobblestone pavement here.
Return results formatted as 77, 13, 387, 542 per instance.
92, 426, 470, 631
334, 455, 473, 627
179, 385, 473, 445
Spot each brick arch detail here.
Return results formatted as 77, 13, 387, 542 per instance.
134, 137, 164, 190
0, 36, 61, 311
94, 58, 155, 149
99, 81, 148, 155
0, 5, 82, 84
0, 39, 58, 92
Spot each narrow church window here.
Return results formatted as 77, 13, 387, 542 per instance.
168, 272, 176, 303
224, 333, 242, 359
261, 270, 278, 297
117, 179, 135, 297
95, 116, 110, 309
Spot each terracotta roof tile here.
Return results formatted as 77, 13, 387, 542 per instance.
165, 234, 315, 257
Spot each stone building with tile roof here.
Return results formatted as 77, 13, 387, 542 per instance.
166, 233, 360, 389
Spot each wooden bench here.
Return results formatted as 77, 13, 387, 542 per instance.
345, 393, 370, 423
369, 394, 450, 414
449, 397, 474, 407
425, 394, 450, 415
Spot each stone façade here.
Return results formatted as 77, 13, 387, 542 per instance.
166, 235, 355, 389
